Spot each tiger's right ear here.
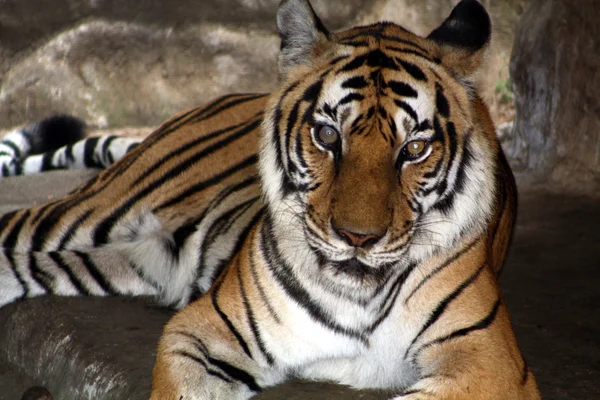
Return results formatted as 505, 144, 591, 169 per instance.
427, 0, 491, 82
277, 0, 330, 76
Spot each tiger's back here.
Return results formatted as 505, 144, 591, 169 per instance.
0, 93, 267, 307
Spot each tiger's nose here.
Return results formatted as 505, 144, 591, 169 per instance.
335, 227, 382, 248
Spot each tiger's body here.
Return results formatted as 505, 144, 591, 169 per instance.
0, 0, 538, 398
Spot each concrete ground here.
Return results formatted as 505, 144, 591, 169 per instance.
0, 171, 598, 399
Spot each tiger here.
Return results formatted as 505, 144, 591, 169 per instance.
0, 0, 539, 398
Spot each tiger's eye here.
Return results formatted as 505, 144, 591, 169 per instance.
316, 125, 339, 146
406, 140, 427, 156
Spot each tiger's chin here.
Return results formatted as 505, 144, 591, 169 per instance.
312, 249, 394, 287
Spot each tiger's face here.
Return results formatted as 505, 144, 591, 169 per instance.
260, 0, 496, 290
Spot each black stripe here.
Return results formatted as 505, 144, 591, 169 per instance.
174, 350, 235, 385
211, 265, 254, 360
172, 177, 259, 250
435, 83, 450, 118
260, 213, 368, 345
72, 251, 117, 295
65, 144, 75, 164
404, 238, 478, 304
380, 35, 430, 54
41, 149, 59, 171
453, 134, 473, 194
341, 76, 369, 89
300, 79, 324, 125
29, 191, 97, 250
294, 128, 309, 172
203, 198, 259, 250
29, 253, 53, 293
436, 298, 501, 342
48, 251, 91, 295
83, 137, 101, 168
100, 136, 118, 166
340, 53, 368, 72
422, 156, 444, 180
272, 83, 301, 196
366, 262, 417, 333
0, 210, 18, 234
156, 154, 258, 212
237, 260, 275, 365
394, 100, 418, 122
125, 143, 139, 154
343, 40, 370, 47
207, 357, 261, 393
248, 241, 281, 324
399, 389, 425, 396
414, 299, 501, 359
131, 118, 254, 188
2, 209, 30, 249
386, 46, 435, 63
1, 162, 10, 176
396, 59, 427, 82
433, 123, 459, 214
338, 92, 365, 105
404, 263, 486, 359
388, 80, 418, 98
302, 80, 323, 102
30, 202, 56, 226
284, 102, 301, 178
57, 209, 94, 250
366, 49, 397, 69
3, 249, 28, 298
204, 208, 265, 292
170, 330, 244, 387
2, 140, 21, 157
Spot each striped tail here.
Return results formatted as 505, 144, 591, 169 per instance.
0, 115, 141, 177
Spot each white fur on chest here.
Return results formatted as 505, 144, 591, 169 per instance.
257, 281, 422, 391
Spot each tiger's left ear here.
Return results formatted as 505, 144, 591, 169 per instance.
427, 0, 491, 82
277, 0, 331, 76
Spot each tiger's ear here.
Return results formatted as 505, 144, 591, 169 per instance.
427, 0, 491, 82
277, 0, 330, 76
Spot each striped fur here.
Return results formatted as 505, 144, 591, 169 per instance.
0, 115, 141, 177
0, 0, 538, 398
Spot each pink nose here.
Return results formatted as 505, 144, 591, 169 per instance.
335, 228, 381, 248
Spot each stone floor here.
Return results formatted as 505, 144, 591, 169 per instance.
0, 177, 598, 399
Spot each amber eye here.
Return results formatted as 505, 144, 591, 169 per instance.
402, 140, 429, 160
314, 125, 340, 148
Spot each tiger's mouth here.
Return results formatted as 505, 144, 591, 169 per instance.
312, 248, 393, 284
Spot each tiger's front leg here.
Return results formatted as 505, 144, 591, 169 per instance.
391, 302, 540, 400
151, 251, 285, 400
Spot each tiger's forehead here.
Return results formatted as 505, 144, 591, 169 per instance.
335, 22, 436, 61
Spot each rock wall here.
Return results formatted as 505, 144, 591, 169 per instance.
0, 0, 518, 129
508, 0, 600, 190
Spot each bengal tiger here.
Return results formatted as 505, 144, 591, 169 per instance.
0, 0, 539, 398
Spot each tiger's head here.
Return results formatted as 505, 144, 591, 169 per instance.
260, 0, 497, 290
